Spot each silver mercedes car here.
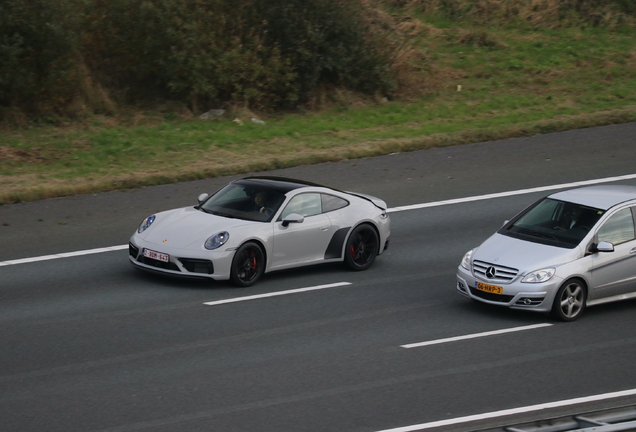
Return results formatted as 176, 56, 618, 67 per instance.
129, 176, 390, 287
457, 185, 636, 321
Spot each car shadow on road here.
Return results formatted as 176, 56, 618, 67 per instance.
125, 261, 354, 291
454, 298, 555, 324
455, 295, 636, 324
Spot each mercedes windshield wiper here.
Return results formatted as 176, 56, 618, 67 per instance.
517, 227, 558, 241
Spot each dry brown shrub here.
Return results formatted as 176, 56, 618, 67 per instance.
391, 48, 444, 98
0, 108, 29, 128
367, 8, 446, 98
396, 17, 444, 38
66, 60, 118, 118
391, 0, 635, 28
0, 147, 42, 162
302, 85, 371, 111
225, 105, 260, 121
456, 28, 508, 49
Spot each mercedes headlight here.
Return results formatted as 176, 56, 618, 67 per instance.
521, 268, 555, 283
460, 249, 474, 270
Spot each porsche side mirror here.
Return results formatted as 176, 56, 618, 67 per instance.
282, 213, 304, 227
197, 193, 209, 205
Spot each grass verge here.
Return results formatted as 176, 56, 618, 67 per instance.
1, 13, 635, 205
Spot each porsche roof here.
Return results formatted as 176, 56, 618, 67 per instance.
236, 177, 330, 194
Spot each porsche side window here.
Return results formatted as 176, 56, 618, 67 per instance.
321, 194, 348, 213
597, 208, 635, 245
280, 193, 322, 219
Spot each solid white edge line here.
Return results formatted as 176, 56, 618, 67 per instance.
387, 173, 636, 213
0, 244, 129, 267
3, 173, 636, 266
374, 388, 636, 432
203, 282, 352, 306
400, 323, 553, 348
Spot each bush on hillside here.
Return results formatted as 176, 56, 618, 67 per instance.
0, 0, 395, 120
3, 0, 632, 122
0, 0, 81, 117
253, 0, 395, 106
81, 0, 296, 110
81, 0, 394, 111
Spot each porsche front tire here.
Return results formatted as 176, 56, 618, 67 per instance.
230, 242, 265, 287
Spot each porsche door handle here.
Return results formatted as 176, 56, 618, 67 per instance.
319, 226, 330, 231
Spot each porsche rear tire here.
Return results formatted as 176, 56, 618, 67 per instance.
344, 224, 379, 271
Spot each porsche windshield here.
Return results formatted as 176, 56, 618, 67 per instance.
499, 198, 604, 248
200, 182, 286, 222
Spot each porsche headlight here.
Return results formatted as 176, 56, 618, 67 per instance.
521, 268, 555, 283
460, 249, 474, 270
138, 215, 156, 233
205, 231, 229, 250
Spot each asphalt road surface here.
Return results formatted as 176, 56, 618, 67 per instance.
2, 122, 636, 432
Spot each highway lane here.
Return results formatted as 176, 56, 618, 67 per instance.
4, 198, 636, 431
2, 121, 636, 262
1, 123, 636, 431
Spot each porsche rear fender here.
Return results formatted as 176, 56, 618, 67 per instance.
324, 227, 351, 259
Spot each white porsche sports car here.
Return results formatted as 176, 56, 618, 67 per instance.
129, 177, 390, 286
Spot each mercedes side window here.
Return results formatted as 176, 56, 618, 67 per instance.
597, 207, 635, 246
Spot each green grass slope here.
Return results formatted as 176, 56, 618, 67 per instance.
1, 1, 635, 204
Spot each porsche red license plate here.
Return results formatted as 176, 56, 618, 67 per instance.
143, 248, 169, 263
476, 281, 503, 295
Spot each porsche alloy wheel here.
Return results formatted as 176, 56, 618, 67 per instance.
344, 224, 379, 271
230, 242, 264, 287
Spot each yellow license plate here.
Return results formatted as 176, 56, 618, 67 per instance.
476, 282, 503, 295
